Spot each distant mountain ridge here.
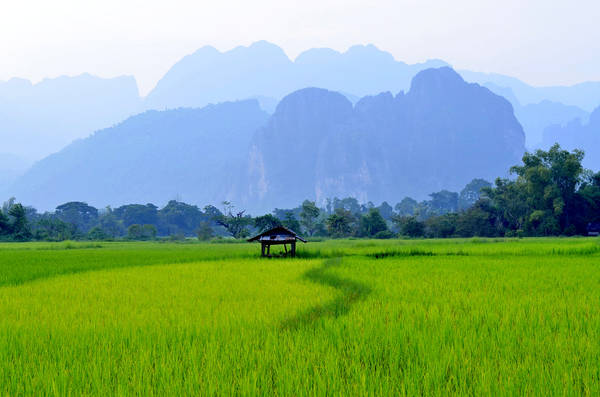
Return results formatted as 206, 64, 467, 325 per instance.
0, 73, 142, 160
0, 41, 600, 195
8, 67, 526, 212
2, 41, 600, 169
481, 81, 591, 147
144, 41, 600, 113
143, 41, 599, 150
144, 41, 448, 110
9, 100, 269, 210
543, 106, 600, 171
242, 67, 525, 211
460, 70, 600, 112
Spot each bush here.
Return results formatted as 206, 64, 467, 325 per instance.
87, 226, 108, 240
397, 216, 425, 238
374, 230, 396, 239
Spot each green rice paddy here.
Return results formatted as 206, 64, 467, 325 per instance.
0, 238, 598, 395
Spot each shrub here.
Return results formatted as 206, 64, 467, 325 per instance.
374, 230, 395, 239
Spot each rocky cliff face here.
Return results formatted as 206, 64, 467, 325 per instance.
242, 67, 525, 212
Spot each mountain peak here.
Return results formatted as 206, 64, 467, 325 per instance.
410, 67, 466, 94
272, 87, 353, 126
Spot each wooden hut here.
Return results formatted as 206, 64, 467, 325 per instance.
247, 226, 307, 257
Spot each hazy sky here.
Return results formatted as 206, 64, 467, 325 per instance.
1, 0, 599, 95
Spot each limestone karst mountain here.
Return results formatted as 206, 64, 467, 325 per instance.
9, 67, 526, 213
242, 67, 525, 211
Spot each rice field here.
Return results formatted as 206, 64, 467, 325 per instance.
0, 238, 599, 395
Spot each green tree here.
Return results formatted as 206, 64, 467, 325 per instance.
127, 224, 144, 240
299, 200, 320, 236
158, 200, 205, 236
203, 205, 223, 220
253, 214, 282, 233
8, 203, 32, 241
332, 197, 362, 215
358, 208, 388, 237
425, 213, 457, 238
113, 204, 158, 227
510, 144, 583, 235
377, 201, 394, 221
577, 171, 600, 229
393, 216, 425, 238
87, 226, 108, 240
213, 202, 252, 239
97, 207, 125, 238
428, 190, 459, 215
459, 179, 492, 210
326, 208, 356, 238
55, 202, 99, 233
395, 197, 417, 216
0, 210, 10, 237
33, 217, 77, 241
282, 212, 301, 232
127, 224, 157, 240
455, 200, 499, 237
484, 178, 529, 233
142, 224, 157, 240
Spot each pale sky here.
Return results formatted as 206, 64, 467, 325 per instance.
1, 0, 599, 96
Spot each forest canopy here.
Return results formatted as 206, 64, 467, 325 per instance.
1, 144, 599, 241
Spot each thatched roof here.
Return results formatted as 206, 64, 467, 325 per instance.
247, 226, 307, 243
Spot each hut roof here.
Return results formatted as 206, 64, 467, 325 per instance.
247, 226, 307, 243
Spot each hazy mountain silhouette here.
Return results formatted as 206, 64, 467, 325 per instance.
145, 42, 295, 110
144, 41, 448, 110
2, 41, 600, 167
143, 40, 600, 115
543, 106, 600, 170
242, 67, 525, 211
460, 70, 600, 112
9, 100, 269, 210
476, 82, 590, 147
0, 153, 31, 189
9, 67, 525, 212
0, 74, 141, 161
515, 101, 589, 148
144, 41, 598, 150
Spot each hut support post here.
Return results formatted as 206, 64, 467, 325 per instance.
261, 242, 266, 257
291, 241, 296, 257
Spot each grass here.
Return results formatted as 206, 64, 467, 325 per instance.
0, 237, 598, 394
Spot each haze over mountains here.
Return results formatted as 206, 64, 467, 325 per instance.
2, 41, 599, 210
0, 74, 141, 160
543, 106, 600, 171
9, 101, 268, 210
144, 41, 448, 110
10, 68, 525, 212
241, 68, 524, 211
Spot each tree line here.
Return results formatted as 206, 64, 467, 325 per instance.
1, 144, 599, 242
